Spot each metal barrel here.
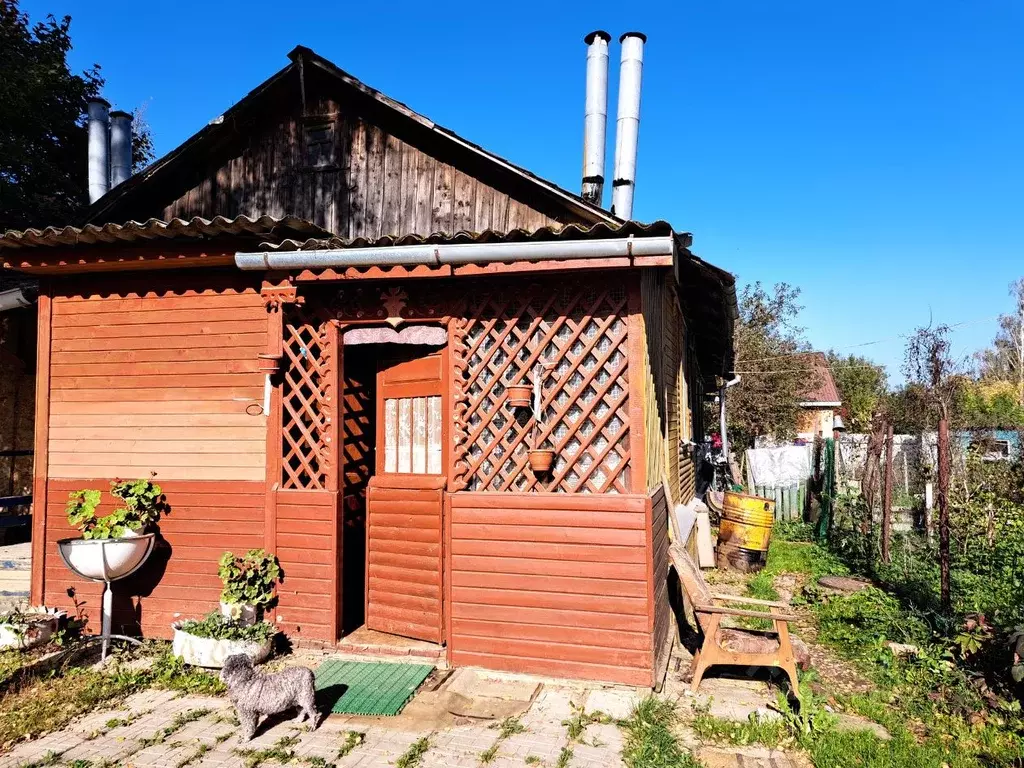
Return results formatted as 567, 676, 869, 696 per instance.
716, 491, 775, 573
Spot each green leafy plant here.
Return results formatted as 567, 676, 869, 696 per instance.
954, 614, 993, 658
218, 549, 282, 608
176, 612, 276, 643
65, 478, 166, 539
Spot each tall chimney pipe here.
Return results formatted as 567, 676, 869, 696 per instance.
611, 32, 646, 220
87, 97, 110, 203
109, 110, 133, 188
581, 30, 610, 206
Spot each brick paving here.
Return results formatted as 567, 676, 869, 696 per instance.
0, 663, 810, 768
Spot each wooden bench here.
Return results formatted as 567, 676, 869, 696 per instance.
670, 543, 800, 695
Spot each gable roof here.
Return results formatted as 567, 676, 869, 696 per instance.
798, 352, 842, 406
85, 46, 619, 230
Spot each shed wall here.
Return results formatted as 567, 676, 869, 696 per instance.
448, 492, 654, 686
47, 273, 268, 481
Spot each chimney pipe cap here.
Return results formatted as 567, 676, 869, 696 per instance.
619, 31, 647, 43
109, 109, 133, 120
87, 96, 111, 108
584, 30, 611, 44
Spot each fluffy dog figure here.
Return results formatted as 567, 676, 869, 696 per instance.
220, 654, 318, 741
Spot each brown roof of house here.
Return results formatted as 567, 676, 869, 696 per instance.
0, 215, 330, 251
799, 353, 842, 405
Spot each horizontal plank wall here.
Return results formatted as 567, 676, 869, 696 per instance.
37, 271, 271, 632
448, 492, 654, 685
43, 479, 263, 636
274, 489, 336, 643
47, 274, 268, 481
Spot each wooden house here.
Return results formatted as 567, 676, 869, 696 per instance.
0, 45, 736, 687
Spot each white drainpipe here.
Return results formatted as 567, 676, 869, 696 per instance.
581, 30, 611, 206
87, 98, 111, 203
719, 374, 741, 468
611, 33, 646, 220
235, 234, 675, 271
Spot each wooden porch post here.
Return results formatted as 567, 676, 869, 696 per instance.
29, 283, 51, 606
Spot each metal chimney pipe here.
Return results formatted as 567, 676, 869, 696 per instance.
87, 98, 110, 203
581, 30, 610, 206
109, 110, 133, 188
611, 32, 646, 220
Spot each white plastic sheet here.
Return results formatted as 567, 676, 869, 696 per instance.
745, 445, 812, 487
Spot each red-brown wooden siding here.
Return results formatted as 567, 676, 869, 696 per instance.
274, 489, 337, 643
448, 492, 654, 686
46, 274, 268, 482
42, 479, 263, 636
366, 478, 444, 643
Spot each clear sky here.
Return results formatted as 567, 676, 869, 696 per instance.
22, 0, 1024, 380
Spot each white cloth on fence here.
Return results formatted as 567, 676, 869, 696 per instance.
745, 445, 812, 487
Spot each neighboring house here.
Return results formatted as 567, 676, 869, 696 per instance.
796, 353, 841, 440
0, 42, 737, 687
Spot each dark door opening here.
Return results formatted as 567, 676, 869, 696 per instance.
340, 346, 376, 635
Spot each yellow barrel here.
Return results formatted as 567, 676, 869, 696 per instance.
716, 491, 775, 573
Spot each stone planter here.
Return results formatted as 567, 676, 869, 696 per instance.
219, 601, 260, 626
171, 622, 273, 668
0, 608, 65, 651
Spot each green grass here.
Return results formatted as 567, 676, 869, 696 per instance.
395, 737, 431, 768
524, 757, 542, 765
337, 730, 364, 758
619, 697, 703, 768
562, 705, 610, 742
554, 746, 573, 768
137, 708, 212, 748
692, 711, 789, 748
233, 735, 301, 768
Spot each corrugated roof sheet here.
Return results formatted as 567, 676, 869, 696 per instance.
0, 215, 330, 250
258, 219, 681, 252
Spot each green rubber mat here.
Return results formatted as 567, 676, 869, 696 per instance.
314, 660, 433, 716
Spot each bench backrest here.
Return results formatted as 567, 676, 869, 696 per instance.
669, 542, 713, 618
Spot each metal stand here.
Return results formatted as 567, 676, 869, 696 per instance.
57, 533, 155, 661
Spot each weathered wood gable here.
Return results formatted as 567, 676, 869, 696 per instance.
89, 49, 612, 238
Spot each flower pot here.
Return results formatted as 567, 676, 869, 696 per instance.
0, 608, 65, 651
220, 601, 260, 626
506, 384, 532, 408
171, 622, 273, 668
57, 532, 154, 582
528, 449, 555, 474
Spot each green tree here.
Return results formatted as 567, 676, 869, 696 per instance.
726, 282, 810, 448
0, 1, 153, 232
826, 352, 887, 432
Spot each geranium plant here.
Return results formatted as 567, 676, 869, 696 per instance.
65, 477, 166, 539
218, 549, 282, 609
177, 612, 277, 643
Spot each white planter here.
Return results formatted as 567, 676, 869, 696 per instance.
219, 601, 260, 626
0, 608, 65, 651
57, 531, 154, 581
171, 623, 272, 668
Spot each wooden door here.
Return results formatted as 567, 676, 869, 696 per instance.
365, 347, 446, 643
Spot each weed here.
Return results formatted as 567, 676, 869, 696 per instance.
148, 650, 226, 695
496, 715, 527, 738
395, 737, 431, 768
174, 743, 210, 768
337, 730, 364, 758
692, 711, 789, 748
562, 704, 610, 742
138, 708, 212, 748
478, 743, 498, 764
619, 696, 702, 768
67, 761, 93, 768
233, 735, 301, 768
21, 752, 63, 768
524, 757, 542, 765
554, 746, 573, 768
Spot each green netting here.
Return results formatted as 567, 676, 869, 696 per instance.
314, 660, 433, 716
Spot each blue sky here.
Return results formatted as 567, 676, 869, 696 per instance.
23, 0, 1024, 380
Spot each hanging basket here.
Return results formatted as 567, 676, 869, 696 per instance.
528, 449, 555, 474
506, 384, 532, 408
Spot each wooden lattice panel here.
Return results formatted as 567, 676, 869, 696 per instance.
281, 310, 333, 490
452, 281, 631, 493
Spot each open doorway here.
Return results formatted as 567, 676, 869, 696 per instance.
338, 332, 447, 645
340, 346, 375, 635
